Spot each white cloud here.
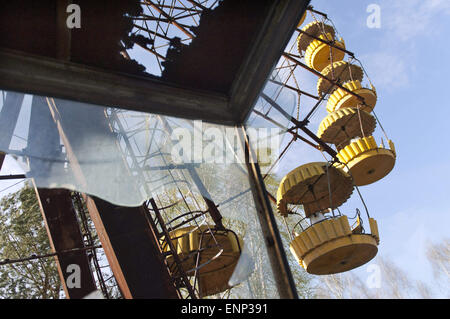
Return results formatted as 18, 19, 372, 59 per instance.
382, 0, 450, 41
360, 51, 409, 90
357, 0, 450, 91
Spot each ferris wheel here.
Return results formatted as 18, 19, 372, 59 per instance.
120, 1, 398, 288
252, 6, 396, 276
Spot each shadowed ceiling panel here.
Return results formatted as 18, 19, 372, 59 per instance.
0, 0, 309, 124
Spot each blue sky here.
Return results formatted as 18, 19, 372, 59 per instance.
0, 0, 449, 297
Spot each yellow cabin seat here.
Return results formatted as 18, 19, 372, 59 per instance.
351, 215, 363, 234
289, 215, 379, 275
326, 80, 377, 113
297, 21, 336, 53
317, 107, 376, 148
162, 225, 244, 297
337, 136, 396, 186
317, 61, 363, 97
162, 226, 199, 270
276, 162, 353, 217
304, 33, 346, 73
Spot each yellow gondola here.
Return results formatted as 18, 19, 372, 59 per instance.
326, 80, 377, 113
276, 162, 353, 217
289, 215, 379, 275
317, 61, 363, 97
337, 136, 396, 186
317, 107, 376, 148
304, 33, 346, 72
162, 225, 244, 297
297, 21, 336, 53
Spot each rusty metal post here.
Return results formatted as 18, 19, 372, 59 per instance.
260, 92, 338, 159
33, 186, 98, 299
237, 125, 298, 299
84, 196, 180, 299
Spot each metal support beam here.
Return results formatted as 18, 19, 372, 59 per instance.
145, 0, 195, 39
260, 92, 338, 159
85, 196, 180, 299
252, 109, 320, 150
296, 29, 355, 58
237, 125, 298, 299
0, 245, 101, 266
268, 78, 319, 100
33, 186, 98, 299
282, 53, 367, 105
306, 5, 328, 19
0, 174, 27, 180
298, 126, 338, 159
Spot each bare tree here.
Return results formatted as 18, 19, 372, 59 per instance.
426, 238, 450, 298
315, 255, 434, 299
427, 238, 450, 280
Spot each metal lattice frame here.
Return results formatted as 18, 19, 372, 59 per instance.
106, 108, 239, 299
129, 0, 219, 74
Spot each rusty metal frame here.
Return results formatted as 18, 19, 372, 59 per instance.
237, 125, 298, 299
32, 186, 98, 299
